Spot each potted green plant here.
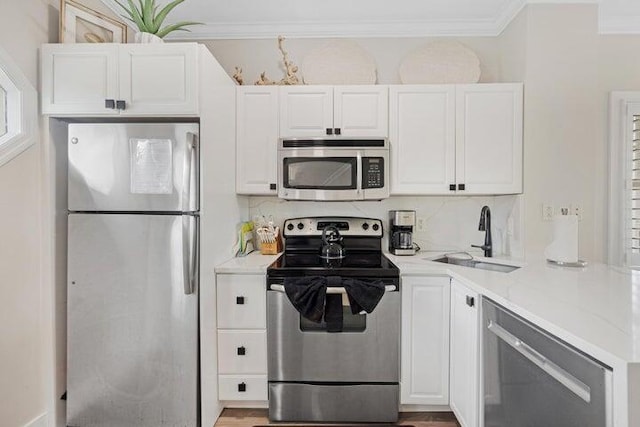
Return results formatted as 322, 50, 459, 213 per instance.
115, 0, 201, 43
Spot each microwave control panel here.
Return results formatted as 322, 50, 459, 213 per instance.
362, 157, 384, 189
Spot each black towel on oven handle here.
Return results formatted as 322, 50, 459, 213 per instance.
324, 276, 344, 332
283, 276, 327, 323
342, 278, 386, 314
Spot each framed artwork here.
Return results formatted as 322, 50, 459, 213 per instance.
60, 0, 128, 44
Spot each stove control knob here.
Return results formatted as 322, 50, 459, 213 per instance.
297, 223, 304, 230
287, 223, 294, 231
362, 223, 369, 230
372, 224, 380, 232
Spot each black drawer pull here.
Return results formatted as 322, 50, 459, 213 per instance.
449, 184, 456, 191
458, 183, 466, 191
466, 295, 475, 307
105, 99, 115, 109
236, 296, 245, 305
326, 128, 333, 135
269, 183, 277, 191
334, 128, 341, 135
238, 382, 246, 392
237, 346, 246, 356
116, 100, 126, 110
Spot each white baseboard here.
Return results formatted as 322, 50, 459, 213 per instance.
24, 413, 48, 427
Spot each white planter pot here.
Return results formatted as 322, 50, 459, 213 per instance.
135, 32, 164, 44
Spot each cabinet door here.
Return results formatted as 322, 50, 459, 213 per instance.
401, 276, 450, 405
119, 43, 199, 116
236, 87, 279, 195
450, 280, 480, 427
41, 44, 119, 115
389, 86, 456, 195
279, 86, 333, 137
334, 86, 388, 137
217, 274, 266, 329
455, 84, 523, 194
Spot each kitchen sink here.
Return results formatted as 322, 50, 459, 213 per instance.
431, 256, 520, 273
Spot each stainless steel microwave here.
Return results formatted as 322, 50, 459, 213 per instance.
278, 138, 389, 201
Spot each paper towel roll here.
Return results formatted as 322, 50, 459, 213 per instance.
544, 214, 579, 263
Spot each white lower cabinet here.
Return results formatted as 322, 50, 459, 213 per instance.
401, 275, 451, 405
216, 274, 268, 401
449, 279, 480, 427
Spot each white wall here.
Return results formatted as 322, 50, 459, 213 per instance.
0, 1, 57, 426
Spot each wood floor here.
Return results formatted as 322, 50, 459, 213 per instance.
215, 409, 460, 427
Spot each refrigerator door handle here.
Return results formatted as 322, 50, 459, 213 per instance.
182, 215, 198, 295
182, 132, 199, 213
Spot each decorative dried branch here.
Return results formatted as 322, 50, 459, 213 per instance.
255, 72, 276, 86
232, 67, 244, 85
277, 35, 300, 85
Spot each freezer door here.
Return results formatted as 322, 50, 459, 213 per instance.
68, 123, 199, 212
67, 213, 198, 427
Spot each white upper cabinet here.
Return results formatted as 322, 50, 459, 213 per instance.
401, 275, 450, 405
279, 86, 388, 137
118, 44, 198, 116
455, 83, 523, 195
389, 83, 523, 196
449, 279, 480, 427
41, 43, 199, 116
389, 85, 455, 195
236, 86, 279, 195
41, 44, 119, 115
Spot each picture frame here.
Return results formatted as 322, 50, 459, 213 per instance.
60, 0, 128, 44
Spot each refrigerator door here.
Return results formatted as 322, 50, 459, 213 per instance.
67, 213, 198, 427
68, 123, 199, 213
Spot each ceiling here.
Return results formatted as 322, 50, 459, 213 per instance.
100, 0, 640, 39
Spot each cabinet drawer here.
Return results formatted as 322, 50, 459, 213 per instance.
218, 375, 268, 401
217, 274, 266, 329
218, 330, 267, 374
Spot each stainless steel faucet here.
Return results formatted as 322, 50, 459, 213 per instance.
471, 206, 492, 257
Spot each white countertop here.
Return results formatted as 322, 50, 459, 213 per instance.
214, 252, 280, 274
214, 251, 640, 368
388, 252, 640, 368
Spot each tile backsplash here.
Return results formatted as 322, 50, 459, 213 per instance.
249, 195, 524, 259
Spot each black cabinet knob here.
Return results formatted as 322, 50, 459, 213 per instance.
466, 295, 475, 307
326, 128, 333, 135
269, 183, 277, 191
334, 128, 341, 135
458, 183, 466, 191
105, 99, 115, 109
237, 346, 246, 356
449, 184, 456, 191
236, 296, 245, 305
116, 100, 126, 110
238, 382, 246, 392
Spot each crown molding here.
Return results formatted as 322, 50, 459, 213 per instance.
99, 0, 636, 39
599, 15, 640, 34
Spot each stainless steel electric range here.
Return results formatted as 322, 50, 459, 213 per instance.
266, 217, 400, 423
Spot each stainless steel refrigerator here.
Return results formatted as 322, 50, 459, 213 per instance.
67, 122, 200, 427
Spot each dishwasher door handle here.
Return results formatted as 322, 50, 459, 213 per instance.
269, 284, 397, 294
487, 320, 592, 403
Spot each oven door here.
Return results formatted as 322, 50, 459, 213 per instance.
267, 282, 400, 383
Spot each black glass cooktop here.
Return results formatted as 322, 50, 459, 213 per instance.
267, 252, 399, 278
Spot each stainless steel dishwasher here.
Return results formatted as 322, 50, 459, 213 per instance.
482, 298, 613, 427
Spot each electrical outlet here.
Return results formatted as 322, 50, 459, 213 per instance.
558, 206, 571, 216
571, 204, 582, 221
417, 217, 426, 232
542, 204, 554, 221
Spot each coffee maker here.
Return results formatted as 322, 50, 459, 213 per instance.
389, 210, 416, 256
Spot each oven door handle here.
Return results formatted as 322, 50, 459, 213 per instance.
268, 284, 397, 294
